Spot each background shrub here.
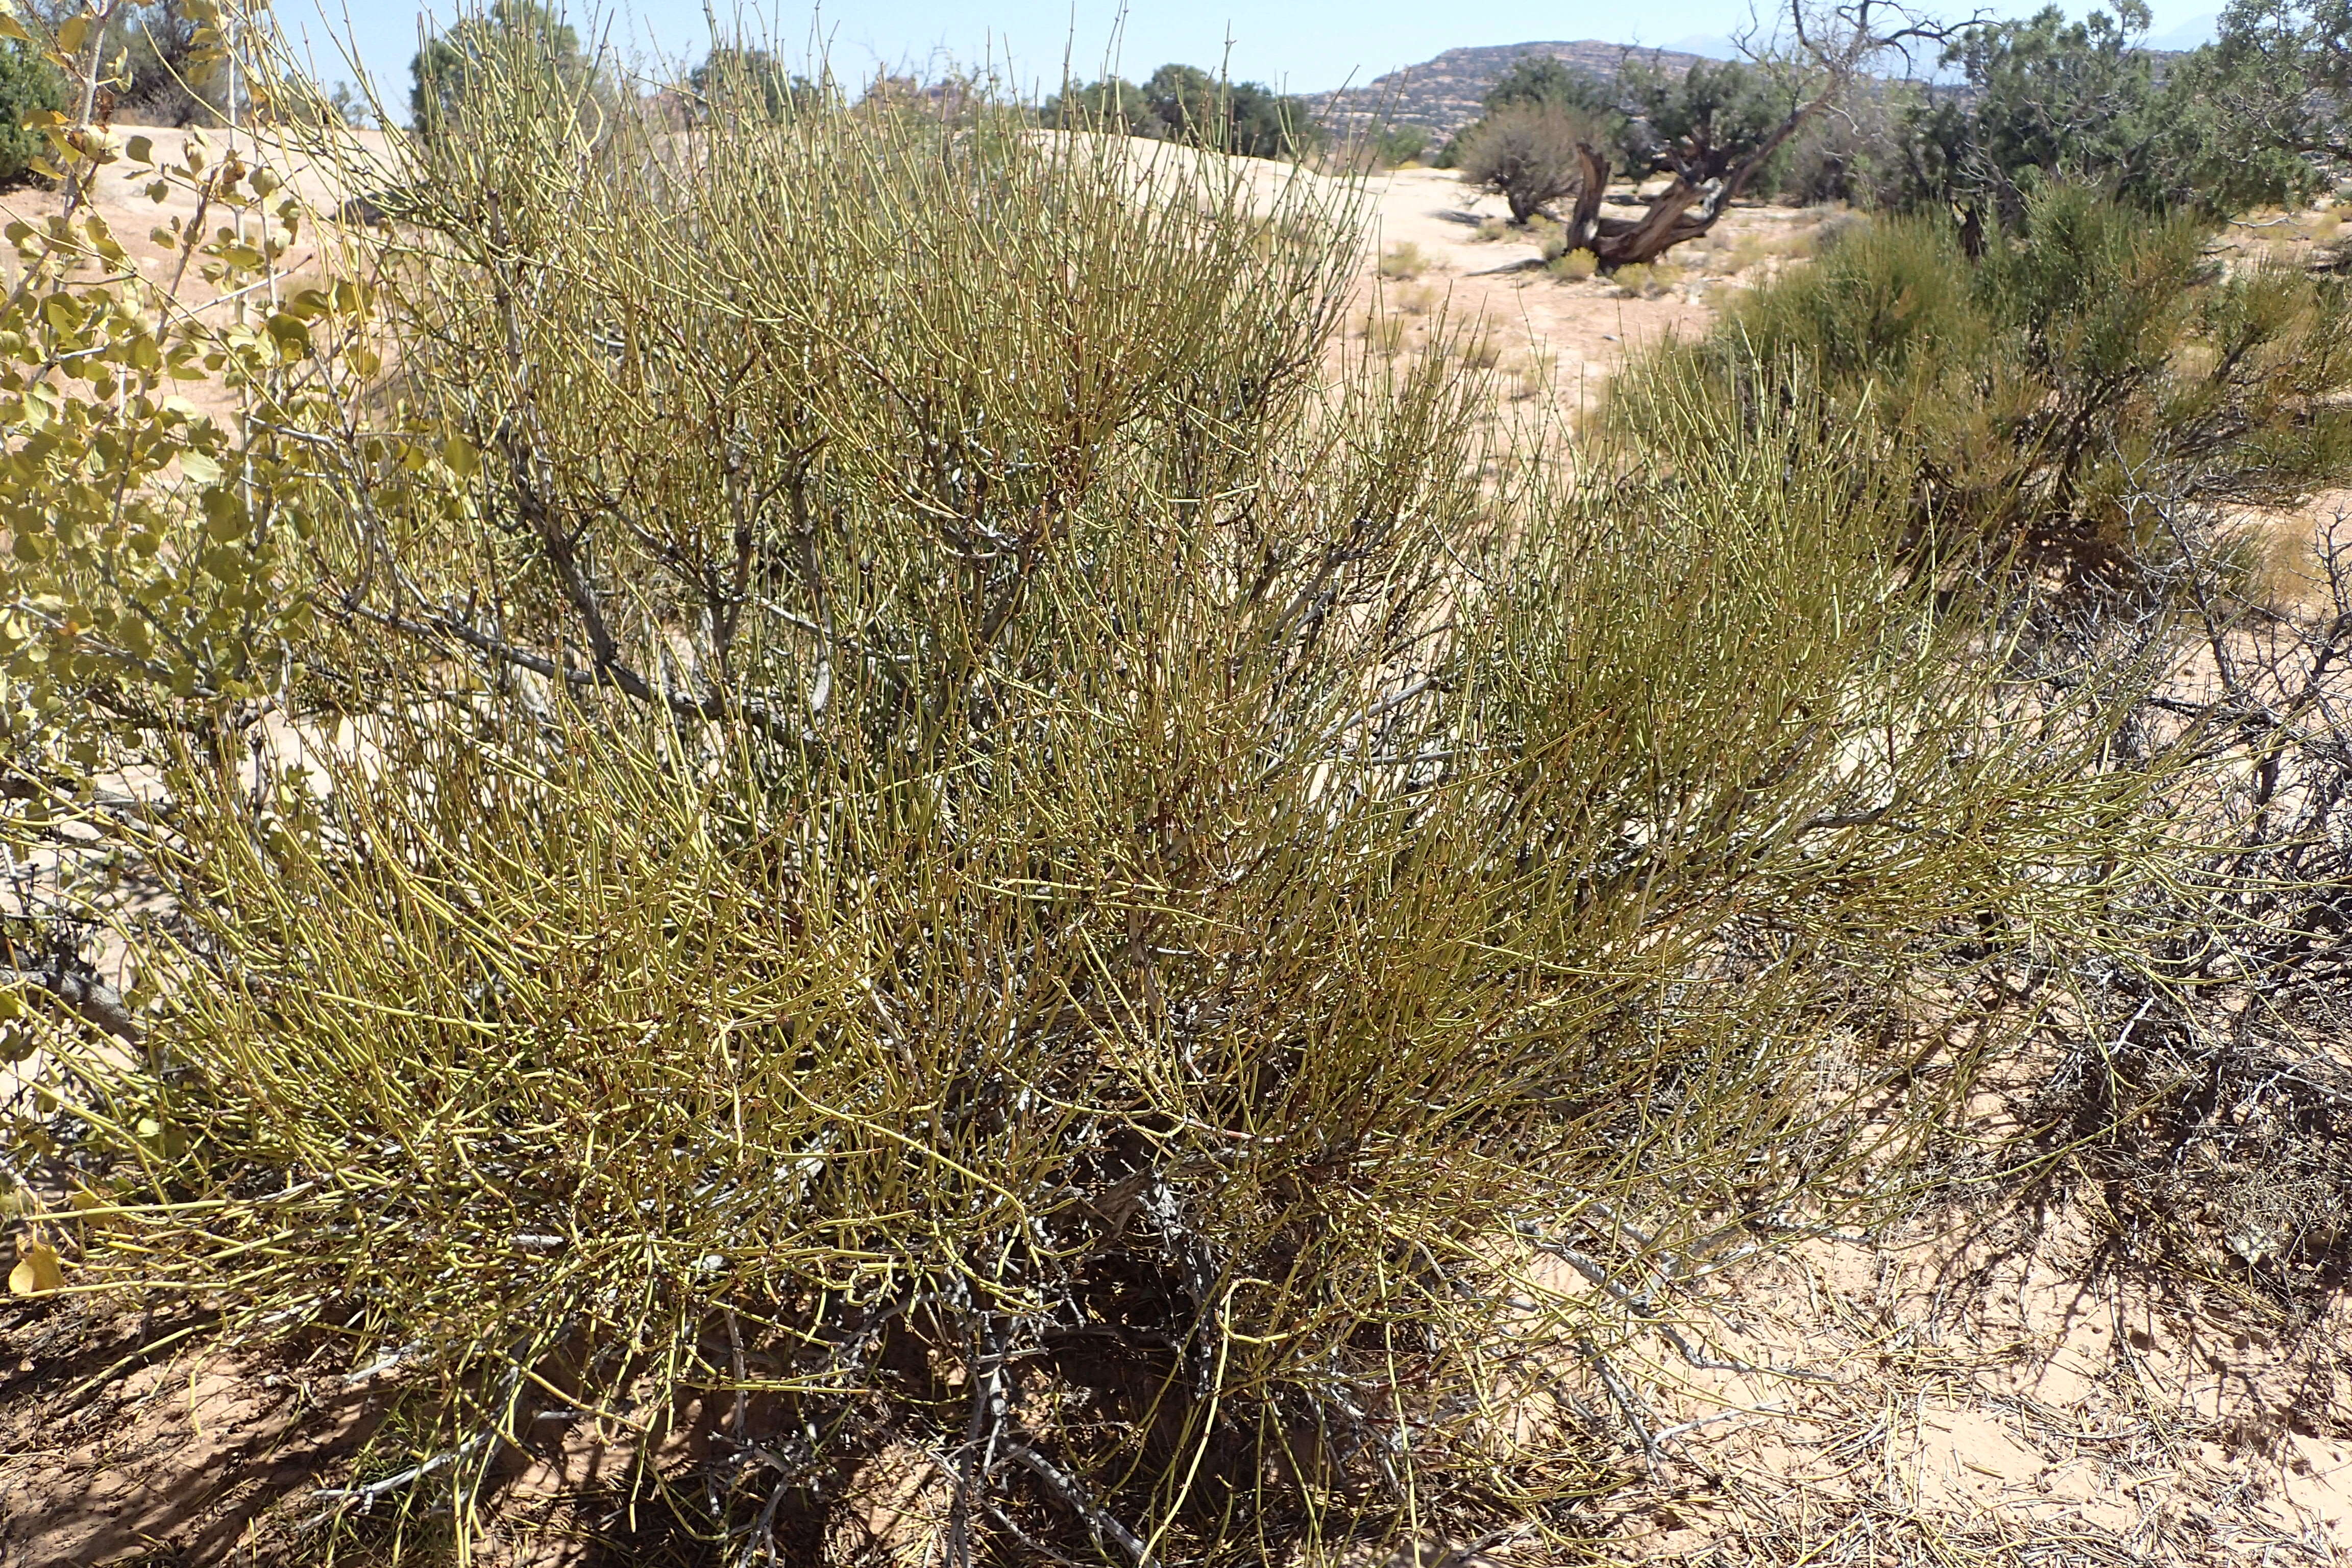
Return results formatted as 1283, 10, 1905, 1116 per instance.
0, 39, 64, 186
1622, 186, 2352, 582
1365, 121, 1429, 167
1896, 2, 2317, 237
409, 0, 610, 143
1457, 100, 1606, 224
12, 1, 217, 126
687, 42, 820, 123
1044, 61, 1324, 158
101, 0, 212, 125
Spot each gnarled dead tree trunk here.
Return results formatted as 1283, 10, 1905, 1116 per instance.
1552, 77, 1839, 268
1551, 0, 1946, 270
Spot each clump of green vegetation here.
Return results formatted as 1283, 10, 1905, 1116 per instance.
687, 42, 821, 122
1367, 121, 1430, 167
1444, 42, 1885, 270
1549, 245, 1598, 280
409, 0, 611, 144
1042, 60, 1325, 159
0, 2, 225, 135
1899, 2, 2320, 238
1619, 185, 2352, 582
1435, 0, 2352, 275
0, 38, 65, 187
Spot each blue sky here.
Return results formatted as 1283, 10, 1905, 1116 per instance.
278, 1, 2224, 113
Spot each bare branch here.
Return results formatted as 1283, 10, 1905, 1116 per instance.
3, 967, 141, 1043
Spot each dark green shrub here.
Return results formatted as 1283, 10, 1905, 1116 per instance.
1898, 3, 2316, 236
687, 44, 819, 123
1044, 62, 1322, 159
1454, 48, 1872, 268
1483, 53, 1618, 118
1769, 81, 1912, 206
1040, 71, 1158, 132
0, 39, 64, 187
2190, 0, 2352, 182
1617, 56, 1795, 185
409, 0, 608, 140
1628, 186, 2352, 580
1366, 121, 1429, 166
1429, 55, 1622, 174
13, 1, 219, 127
1140, 63, 1322, 158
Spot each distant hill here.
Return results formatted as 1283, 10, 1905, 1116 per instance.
1311, 40, 1721, 142
1309, 33, 2197, 144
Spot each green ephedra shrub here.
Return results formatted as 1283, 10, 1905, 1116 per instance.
8, 16, 2204, 1563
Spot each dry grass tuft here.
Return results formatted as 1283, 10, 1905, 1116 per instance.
1549, 247, 1598, 282
1380, 239, 1434, 278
